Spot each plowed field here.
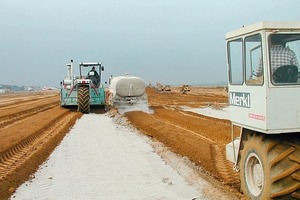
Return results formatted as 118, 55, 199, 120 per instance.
0, 92, 81, 199
0, 87, 243, 200
125, 87, 242, 197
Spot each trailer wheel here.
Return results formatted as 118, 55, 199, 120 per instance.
240, 133, 300, 200
78, 85, 90, 113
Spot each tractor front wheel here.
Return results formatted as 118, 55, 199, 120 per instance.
78, 85, 90, 113
240, 133, 300, 200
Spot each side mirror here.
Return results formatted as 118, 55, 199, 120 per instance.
102, 66, 104, 71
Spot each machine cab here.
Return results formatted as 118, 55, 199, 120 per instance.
79, 62, 104, 87
226, 21, 300, 134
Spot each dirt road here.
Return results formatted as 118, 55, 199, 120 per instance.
0, 87, 243, 199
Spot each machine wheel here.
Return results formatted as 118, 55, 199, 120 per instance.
240, 133, 300, 200
77, 85, 90, 113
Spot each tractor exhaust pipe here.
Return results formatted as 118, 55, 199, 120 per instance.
66, 60, 74, 80
66, 64, 71, 80
70, 59, 73, 80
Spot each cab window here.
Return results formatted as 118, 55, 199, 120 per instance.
228, 38, 243, 85
245, 34, 263, 85
269, 34, 300, 85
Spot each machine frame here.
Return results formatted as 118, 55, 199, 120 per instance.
226, 21, 300, 199
60, 60, 105, 113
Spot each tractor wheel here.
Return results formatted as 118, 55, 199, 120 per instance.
240, 133, 300, 200
77, 86, 90, 113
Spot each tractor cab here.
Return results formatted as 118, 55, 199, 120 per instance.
227, 21, 300, 134
79, 62, 104, 87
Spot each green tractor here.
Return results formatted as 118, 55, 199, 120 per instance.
60, 60, 106, 113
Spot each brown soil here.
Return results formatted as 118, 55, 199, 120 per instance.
0, 87, 244, 199
125, 86, 244, 198
0, 91, 82, 200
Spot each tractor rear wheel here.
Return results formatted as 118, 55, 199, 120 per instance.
240, 133, 300, 200
78, 85, 90, 113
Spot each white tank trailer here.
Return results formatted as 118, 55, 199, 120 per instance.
108, 74, 148, 108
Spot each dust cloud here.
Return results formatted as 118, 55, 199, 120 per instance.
117, 102, 154, 114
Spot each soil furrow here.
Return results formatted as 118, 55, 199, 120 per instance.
0, 92, 82, 199
0, 102, 59, 130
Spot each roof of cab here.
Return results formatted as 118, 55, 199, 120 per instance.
226, 21, 300, 40
79, 62, 102, 66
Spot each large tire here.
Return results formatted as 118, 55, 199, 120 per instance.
77, 85, 90, 113
240, 133, 300, 200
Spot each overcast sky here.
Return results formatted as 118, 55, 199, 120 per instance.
1, 0, 299, 87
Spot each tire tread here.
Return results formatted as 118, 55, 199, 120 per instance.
78, 86, 90, 113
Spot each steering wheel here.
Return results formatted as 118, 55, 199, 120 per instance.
272, 65, 298, 83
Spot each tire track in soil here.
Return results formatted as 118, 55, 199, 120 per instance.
154, 107, 240, 186
0, 93, 58, 108
151, 113, 238, 183
0, 92, 82, 200
0, 93, 58, 109
125, 107, 240, 189
0, 110, 81, 200
0, 110, 73, 178
0, 101, 59, 130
